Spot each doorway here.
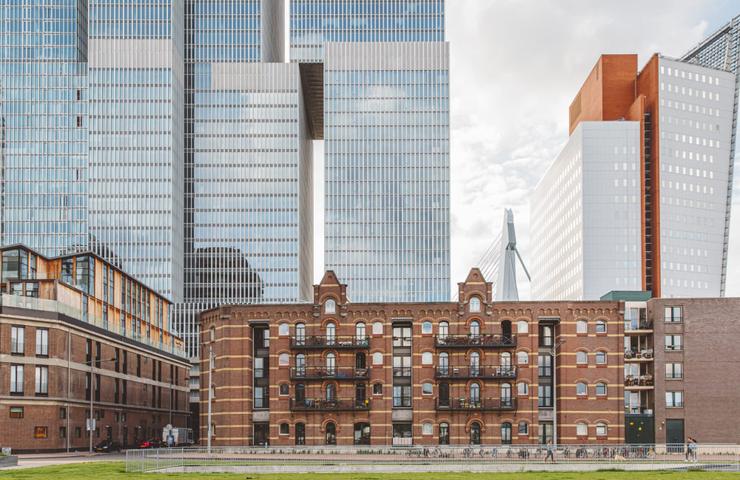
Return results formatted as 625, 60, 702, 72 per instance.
253, 423, 269, 446
666, 419, 684, 452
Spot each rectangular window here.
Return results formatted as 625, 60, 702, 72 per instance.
9, 406, 24, 418
36, 328, 49, 356
664, 306, 683, 323
59, 426, 67, 439
665, 362, 683, 379
537, 384, 552, 407
59, 407, 67, 419
35, 366, 48, 395
666, 391, 684, 408
665, 335, 682, 351
11, 326, 24, 354
10, 365, 24, 394
34, 426, 48, 439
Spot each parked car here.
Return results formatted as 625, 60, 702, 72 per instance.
94, 439, 122, 453
137, 439, 162, 449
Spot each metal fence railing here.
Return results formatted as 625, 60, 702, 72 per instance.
125, 443, 740, 473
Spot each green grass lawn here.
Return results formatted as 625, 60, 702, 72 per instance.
0, 463, 739, 480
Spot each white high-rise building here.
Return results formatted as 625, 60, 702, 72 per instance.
531, 122, 642, 300
531, 54, 735, 300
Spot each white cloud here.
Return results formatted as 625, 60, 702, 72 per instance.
447, 0, 739, 297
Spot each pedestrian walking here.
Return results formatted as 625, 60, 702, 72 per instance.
544, 440, 556, 463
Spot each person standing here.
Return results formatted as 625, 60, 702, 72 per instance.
545, 440, 556, 463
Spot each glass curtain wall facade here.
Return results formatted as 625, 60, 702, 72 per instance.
87, 0, 185, 302
291, 0, 450, 303
179, 0, 313, 361
0, 0, 89, 256
680, 15, 740, 296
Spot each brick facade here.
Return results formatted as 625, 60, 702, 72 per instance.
200, 269, 625, 446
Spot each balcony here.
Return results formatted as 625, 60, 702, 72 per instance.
290, 335, 369, 350
624, 349, 654, 361
625, 374, 654, 389
435, 366, 516, 380
436, 397, 517, 412
624, 320, 653, 333
289, 398, 370, 412
290, 367, 369, 381
434, 334, 516, 349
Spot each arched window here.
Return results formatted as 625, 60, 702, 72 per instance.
421, 321, 433, 334
325, 383, 336, 401
325, 322, 336, 345
324, 299, 336, 314
500, 383, 512, 406
596, 382, 607, 396
501, 320, 512, 340
517, 381, 528, 396
326, 352, 336, 375
295, 383, 305, 403
438, 321, 449, 339
325, 422, 336, 445
355, 352, 366, 370
501, 422, 512, 444
540, 325, 553, 347
470, 421, 482, 444
209, 326, 216, 342
355, 322, 366, 341
295, 323, 305, 345
517, 351, 529, 365
372, 321, 383, 335
278, 353, 289, 366
469, 351, 480, 375
469, 382, 480, 404
469, 320, 480, 337
438, 352, 449, 375
517, 421, 528, 436
596, 422, 608, 437
295, 353, 306, 376
576, 351, 588, 365
576, 422, 588, 437
500, 352, 512, 369
421, 351, 433, 365
422, 422, 433, 435
595, 351, 607, 365
469, 296, 481, 313
595, 320, 607, 334
576, 381, 587, 396
576, 320, 588, 334
278, 323, 289, 336
439, 422, 450, 445
372, 352, 383, 365
517, 320, 529, 334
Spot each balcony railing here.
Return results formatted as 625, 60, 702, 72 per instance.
436, 397, 517, 411
435, 366, 517, 380
434, 334, 516, 349
290, 367, 369, 380
625, 375, 654, 387
290, 335, 369, 349
624, 320, 653, 332
289, 398, 370, 411
625, 349, 654, 360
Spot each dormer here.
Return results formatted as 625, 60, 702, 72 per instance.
313, 270, 348, 318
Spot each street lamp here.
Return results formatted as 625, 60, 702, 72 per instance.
551, 338, 566, 448
86, 357, 116, 453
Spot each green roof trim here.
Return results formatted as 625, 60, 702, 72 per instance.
600, 290, 653, 301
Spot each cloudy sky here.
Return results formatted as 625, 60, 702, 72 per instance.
313, 1, 740, 298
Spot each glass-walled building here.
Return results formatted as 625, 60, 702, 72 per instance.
290, 0, 451, 302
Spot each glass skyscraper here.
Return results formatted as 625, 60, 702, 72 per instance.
680, 14, 740, 295
291, 0, 451, 302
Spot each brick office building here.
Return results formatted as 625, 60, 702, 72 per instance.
0, 245, 190, 452
200, 269, 625, 446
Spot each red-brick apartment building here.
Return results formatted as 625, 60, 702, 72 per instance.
0, 245, 190, 452
200, 269, 625, 446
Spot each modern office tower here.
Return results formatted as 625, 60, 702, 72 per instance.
178, 0, 313, 364
531, 54, 735, 300
680, 14, 740, 296
0, 0, 89, 257
87, 0, 185, 302
531, 121, 643, 300
290, 0, 451, 302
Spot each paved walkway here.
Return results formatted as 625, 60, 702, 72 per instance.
5, 452, 124, 470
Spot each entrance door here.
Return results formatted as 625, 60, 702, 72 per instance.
253, 423, 269, 446
666, 419, 684, 452
123, 427, 128, 449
